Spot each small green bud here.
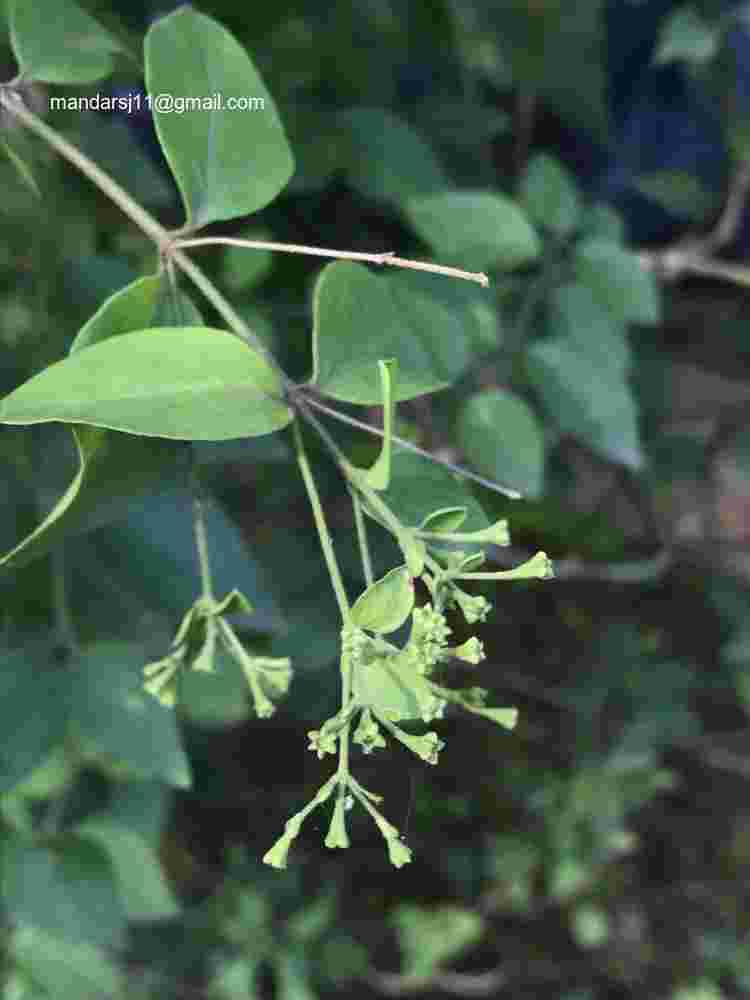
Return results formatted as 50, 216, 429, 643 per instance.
450, 636, 485, 665
353, 708, 387, 755
253, 657, 293, 698
263, 832, 295, 869
389, 727, 445, 765
307, 727, 338, 759
324, 795, 350, 849
142, 653, 183, 707
450, 587, 492, 624
192, 621, 216, 673
461, 550, 553, 581
386, 837, 413, 868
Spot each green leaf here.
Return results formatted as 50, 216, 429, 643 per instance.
4, 836, 127, 948
353, 655, 423, 722
584, 203, 626, 243
311, 265, 492, 405
75, 816, 179, 921
0, 327, 293, 440
655, 4, 720, 66
360, 359, 396, 490
457, 389, 544, 498
419, 507, 468, 533
635, 170, 719, 222
404, 190, 541, 271
551, 282, 630, 369
311, 262, 453, 404
275, 953, 318, 1000
338, 107, 448, 204
0, 275, 203, 572
145, 8, 294, 227
350, 566, 414, 634
76, 484, 284, 634
11, 925, 121, 1000
574, 238, 661, 325
0, 425, 183, 573
70, 640, 192, 788
384, 449, 491, 534
520, 153, 581, 237
392, 904, 485, 981
9, 0, 122, 84
0, 643, 72, 795
72, 269, 203, 341
527, 337, 643, 469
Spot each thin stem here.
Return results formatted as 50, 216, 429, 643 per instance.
51, 544, 78, 655
0, 89, 281, 368
174, 237, 489, 287
292, 420, 349, 621
351, 488, 374, 587
301, 391, 522, 499
0, 89, 170, 252
190, 461, 214, 601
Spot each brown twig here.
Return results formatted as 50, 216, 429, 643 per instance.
639, 157, 750, 285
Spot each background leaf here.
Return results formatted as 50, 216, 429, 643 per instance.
574, 239, 661, 326
0, 642, 72, 795
4, 835, 127, 948
457, 389, 544, 498
404, 190, 541, 271
520, 153, 581, 237
338, 107, 449, 204
527, 337, 643, 469
70, 639, 192, 788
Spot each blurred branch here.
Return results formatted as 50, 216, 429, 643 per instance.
367, 966, 506, 997
639, 158, 750, 285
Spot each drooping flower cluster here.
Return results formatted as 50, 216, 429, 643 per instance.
141, 588, 291, 716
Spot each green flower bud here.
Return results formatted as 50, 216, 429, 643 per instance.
390, 727, 445, 765
353, 708, 387, 755
324, 796, 350, 850
307, 727, 338, 759
449, 636, 485, 665
142, 652, 183, 707
450, 587, 492, 624
386, 837, 413, 868
263, 831, 296, 869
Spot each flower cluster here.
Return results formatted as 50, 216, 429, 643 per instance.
142, 588, 291, 716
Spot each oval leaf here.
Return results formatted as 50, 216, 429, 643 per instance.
354, 656, 422, 721
574, 238, 661, 325
71, 640, 192, 788
3, 836, 126, 948
527, 337, 643, 470
0, 643, 72, 795
457, 389, 544, 498
350, 565, 414, 635
520, 153, 581, 237
419, 507, 468, 533
404, 190, 541, 272
338, 107, 448, 204
145, 8, 294, 227
0, 327, 293, 440
10, 0, 122, 84
311, 262, 458, 404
